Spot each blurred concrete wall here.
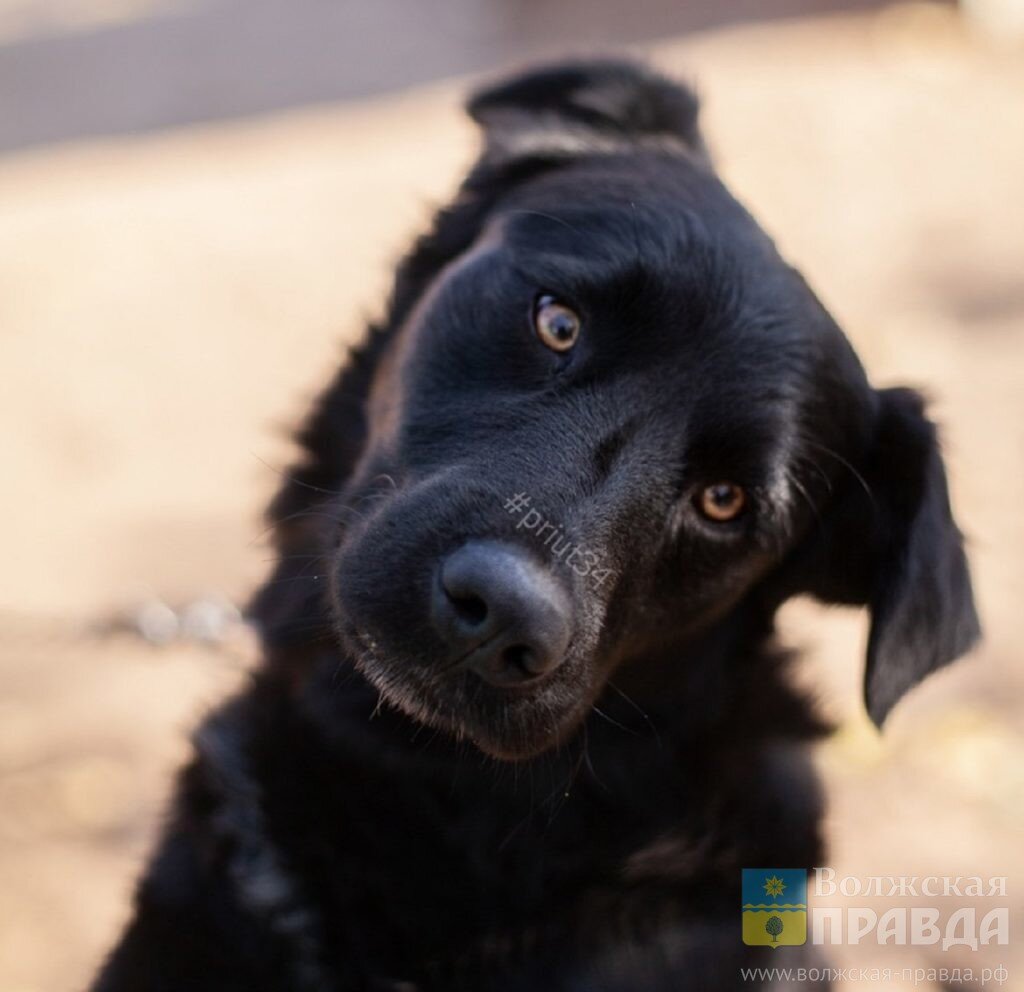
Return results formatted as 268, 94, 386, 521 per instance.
0, 0, 887, 152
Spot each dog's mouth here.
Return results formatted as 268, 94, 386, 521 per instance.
344, 626, 591, 760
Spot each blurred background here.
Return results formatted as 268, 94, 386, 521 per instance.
1, 1, 1022, 989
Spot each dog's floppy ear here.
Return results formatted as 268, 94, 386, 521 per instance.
859, 389, 980, 723
467, 60, 707, 166
779, 388, 980, 725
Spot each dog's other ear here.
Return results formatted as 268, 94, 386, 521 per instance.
859, 389, 980, 723
778, 388, 980, 725
467, 60, 707, 166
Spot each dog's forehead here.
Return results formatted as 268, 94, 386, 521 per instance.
489, 158, 813, 350
497, 154, 773, 268
490, 157, 816, 379
396, 152, 866, 463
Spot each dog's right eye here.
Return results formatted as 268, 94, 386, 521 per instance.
533, 296, 581, 353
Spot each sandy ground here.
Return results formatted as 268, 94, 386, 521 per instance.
1, 8, 1023, 991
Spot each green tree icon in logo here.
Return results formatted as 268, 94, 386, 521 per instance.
765, 916, 784, 943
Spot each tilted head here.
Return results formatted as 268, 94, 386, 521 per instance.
255, 61, 979, 760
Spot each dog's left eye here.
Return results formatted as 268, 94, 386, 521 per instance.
697, 483, 747, 522
533, 296, 580, 353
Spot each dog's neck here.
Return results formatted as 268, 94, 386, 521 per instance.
183, 604, 827, 983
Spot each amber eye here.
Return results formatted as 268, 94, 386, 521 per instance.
697, 482, 747, 522
533, 295, 581, 353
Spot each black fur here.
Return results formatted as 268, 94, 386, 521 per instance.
93, 61, 979, 991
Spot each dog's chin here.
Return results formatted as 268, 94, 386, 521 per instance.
459, 687, 588, 761
347, 635, 589, 761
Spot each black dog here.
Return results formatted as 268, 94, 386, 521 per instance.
93, 61, 979, 991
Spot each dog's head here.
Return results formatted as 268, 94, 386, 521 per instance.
257, 62, 979, 760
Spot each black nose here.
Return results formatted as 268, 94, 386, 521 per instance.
432, 541, 571, 687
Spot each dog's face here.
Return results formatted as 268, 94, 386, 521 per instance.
315, 63, 978, 760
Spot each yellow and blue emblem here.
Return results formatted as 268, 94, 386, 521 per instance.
741, 869, 807, 947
